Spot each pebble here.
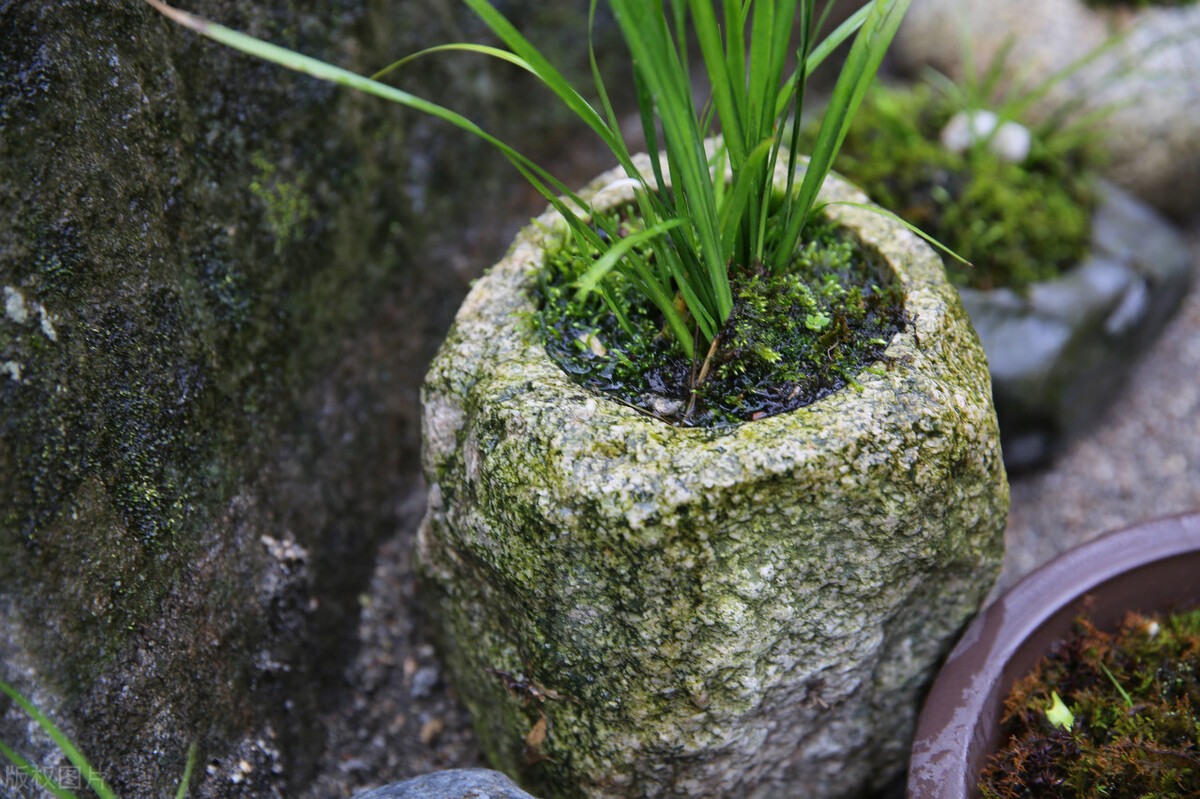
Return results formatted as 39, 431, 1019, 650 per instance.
350, 769, 540, 799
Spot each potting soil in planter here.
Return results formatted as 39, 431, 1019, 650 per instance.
981, 607, 1200, 798
536, 210, 908, 426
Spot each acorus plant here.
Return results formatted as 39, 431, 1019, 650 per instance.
147, 0, 913, 373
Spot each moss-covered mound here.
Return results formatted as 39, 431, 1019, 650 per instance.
982, 609, 1200, 798
1084, 0, 1196, 7
535, 210, 907, 426
807, 84, 1098, 292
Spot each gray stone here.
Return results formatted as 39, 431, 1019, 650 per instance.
353, 770, 541, 799
958, 181, 1192, 466
0, 1, 623, 796
896, 0, 1200, 219
418, 155, 1009, 798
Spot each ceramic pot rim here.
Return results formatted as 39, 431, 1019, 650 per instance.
906, 512, 1200, 799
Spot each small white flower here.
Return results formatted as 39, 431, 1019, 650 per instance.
940, 109, 1032, 163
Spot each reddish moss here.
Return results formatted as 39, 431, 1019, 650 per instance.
981, 607, 1200, 798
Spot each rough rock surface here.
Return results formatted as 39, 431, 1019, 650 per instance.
895, 0, 1200, 219
958, 181, 1192, 467
352, 769, 540, 799
0, 1, 621, 796
417, 158, 1009, 799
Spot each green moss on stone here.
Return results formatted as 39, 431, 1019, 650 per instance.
2, 0, 629, 794
802, 83, 1098, 292
1084, 0, 1196, 7
419, 160, 1010, 798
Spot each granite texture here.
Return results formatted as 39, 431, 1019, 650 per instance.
417, 155, 1009, 799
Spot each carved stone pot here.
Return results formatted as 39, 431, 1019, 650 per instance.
418, 154, 1009, 799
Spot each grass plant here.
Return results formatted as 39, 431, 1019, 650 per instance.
145, 0, 911, 372
799, 30, 1139, 291
0, 677, 196, 799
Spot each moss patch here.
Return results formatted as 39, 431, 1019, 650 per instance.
1084, 0, 1196, 7
804, 84, 1098, 292
981, 608, 1200, 798
534, 210, 907, 426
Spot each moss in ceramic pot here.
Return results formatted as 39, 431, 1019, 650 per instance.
1083, 0, 1197, 8
806, 83, 1100, 292
535, 207, 908, 427
981, 608, 1200, 799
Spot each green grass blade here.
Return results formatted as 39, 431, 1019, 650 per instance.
0, 679, 116, 799
610, 0, 731, 323
142, 0, 627, 270
774, 0, 911, 268
722, 0, 750, 128
144, 0, 584, 201
0, 738, 79, 799
720, 137, 776, 257
573, 218, 694, 355
1002, 30, 1126, 123
689, 0, 747, 163
573, 219, 686, 298
1097, 662, 1135, 709
822, 200, 972, 266
775, 2, 872, 117
370, 43, 535, 82
174, 742, 198, 799
458, 0, 630, 165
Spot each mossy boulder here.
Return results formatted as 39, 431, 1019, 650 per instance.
895, 0, 1200, 219
0, 1, 620, 796
959, 181, 1193, 467
418, 157, 1010, 799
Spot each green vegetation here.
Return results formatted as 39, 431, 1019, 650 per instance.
1084, 0, 1197, 8
0, 678, 196, 799
537, 210, 905, 425
146, 0, 914, 413
980, 609, 1200, 798
803, 82, 1097, 291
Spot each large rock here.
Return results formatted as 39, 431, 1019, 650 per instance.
418, 157, 1010, 798
0, 1, 620, 796
895, 0, 1200, 219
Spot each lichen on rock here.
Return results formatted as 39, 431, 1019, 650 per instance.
418, 158, 1010, 799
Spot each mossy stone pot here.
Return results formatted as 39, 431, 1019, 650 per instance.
957, 181, 1193, 468
907, 512, 1200, 799
418, 154, 1009, 799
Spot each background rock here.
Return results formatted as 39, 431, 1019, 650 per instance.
0, 1, 623, 796
894, 0, 1200, 219
958, 182, 1192, 467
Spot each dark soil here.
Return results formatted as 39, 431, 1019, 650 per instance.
536, 213, 907, 426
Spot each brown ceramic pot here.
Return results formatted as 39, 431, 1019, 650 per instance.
906, 512, 1200, 798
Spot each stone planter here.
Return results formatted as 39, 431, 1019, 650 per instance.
959, 181, 1192, 467
895, 0, 1200, 219
418, 155, 1009, 799
907, 512, 1200, 799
